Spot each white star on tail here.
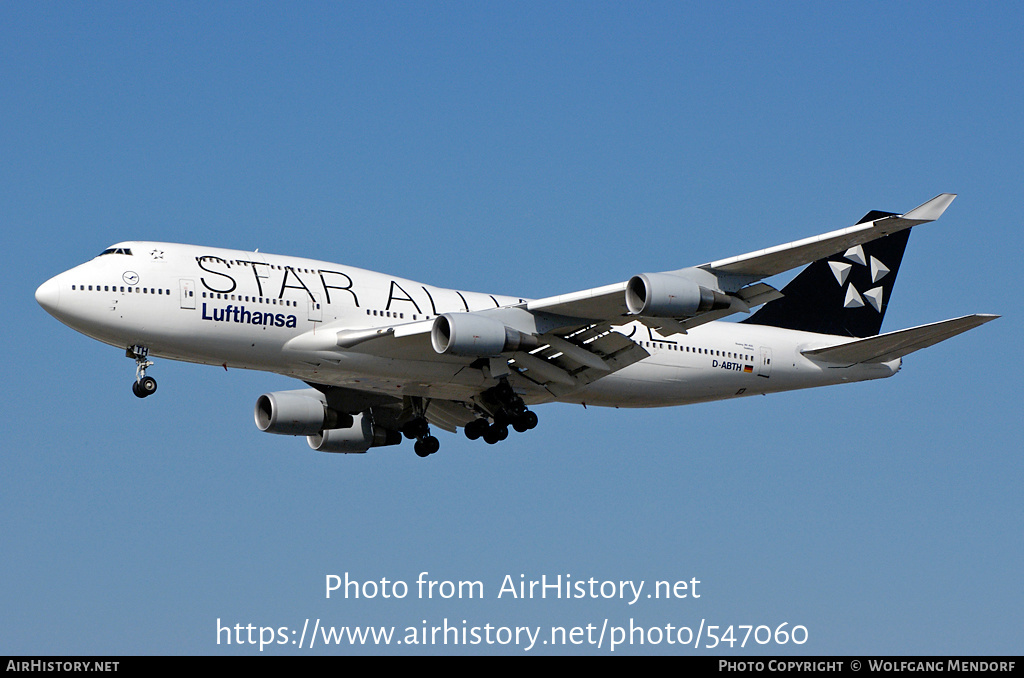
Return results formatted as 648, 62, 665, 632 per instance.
834, 249, 890, 313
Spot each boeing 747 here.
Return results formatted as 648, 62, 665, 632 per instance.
36, 194, 997, 457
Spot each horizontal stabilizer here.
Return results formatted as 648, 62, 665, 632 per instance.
802, 314, 998, 365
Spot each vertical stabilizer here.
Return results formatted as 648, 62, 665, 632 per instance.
741, 211, 910, 337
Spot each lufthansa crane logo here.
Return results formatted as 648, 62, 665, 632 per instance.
123, 271, 139, 285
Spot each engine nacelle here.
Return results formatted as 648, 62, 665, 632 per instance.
430, 313, 537, 357
625, 273, 732, 317
307, 413, 401, 454
254, 390, 350, 436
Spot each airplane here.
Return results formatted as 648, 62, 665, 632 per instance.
35, 193, 997, 458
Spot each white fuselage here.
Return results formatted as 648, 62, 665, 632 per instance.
36, 242, 900, 409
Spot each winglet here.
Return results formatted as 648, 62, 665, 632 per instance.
902, 193, 956, 222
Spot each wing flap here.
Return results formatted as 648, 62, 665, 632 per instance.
802, 314, 998, 365
524, 327, 643, 395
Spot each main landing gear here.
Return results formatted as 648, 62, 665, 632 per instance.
464, 379, 538, 445
362, 382, 542, 459
401, 416, 440, 458
128, 345, 157, 398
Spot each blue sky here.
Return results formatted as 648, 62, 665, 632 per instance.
2, 2, 1020, 655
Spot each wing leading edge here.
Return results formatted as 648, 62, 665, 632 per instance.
526, 194, 957, 331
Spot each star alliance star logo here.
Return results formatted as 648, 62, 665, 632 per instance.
828, 245, 889, 312
150, 249, 165, 260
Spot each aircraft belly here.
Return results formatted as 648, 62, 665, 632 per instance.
567, 360, 745, 408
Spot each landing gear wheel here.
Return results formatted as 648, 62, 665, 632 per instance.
483, 424, 508, 445
401, 417, 430, 440
139, 376, 157, 396
414, 435, 440, 457
129, 345, 156, 399
133, 376, 157, 398
465, 418, 490, 441
511, 409, 538, 432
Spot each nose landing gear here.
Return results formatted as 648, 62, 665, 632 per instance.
128, 345, 157, 398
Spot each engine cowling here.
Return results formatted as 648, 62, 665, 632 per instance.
307, 413, 402, 454
254, 389, 350, 436
430, 313, 537, 357
625, 273, 732, 317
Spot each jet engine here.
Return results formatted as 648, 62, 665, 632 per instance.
625, 273, 732, 317
430, 313, 538, 357
254, 389, 351, 436
307, 413, 401, 454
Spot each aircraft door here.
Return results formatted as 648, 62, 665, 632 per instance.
179, 279, 196, 309
308, 292, 323, 322
758, 347, 772, 378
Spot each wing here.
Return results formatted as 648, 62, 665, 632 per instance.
284, 194, 955, 399
527, 193, 956, 328
285, 311, 651, 401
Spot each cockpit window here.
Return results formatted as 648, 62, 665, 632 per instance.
99, 248, 133, 256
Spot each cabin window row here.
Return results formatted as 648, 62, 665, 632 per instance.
197, 257, 318, 275
366, 309, 406, 319
202, 291, 298, 307
641, 341, 753, 362
72, 284, 170, 295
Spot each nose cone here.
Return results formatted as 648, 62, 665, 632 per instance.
36, 277, 61, 315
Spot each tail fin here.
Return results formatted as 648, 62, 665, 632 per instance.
741, 210, 910, 338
